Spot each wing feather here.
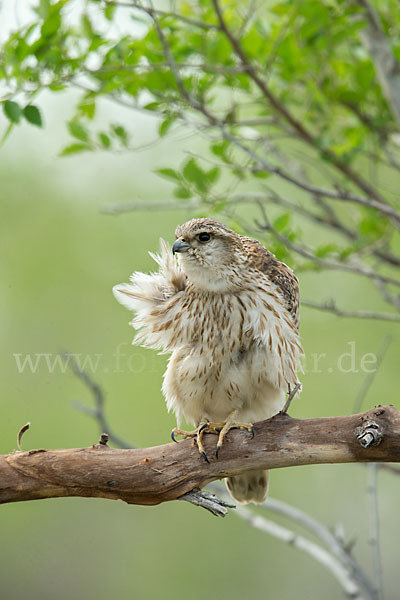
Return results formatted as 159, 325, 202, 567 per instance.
113, 239, 188, 351
241, 237, 300, 331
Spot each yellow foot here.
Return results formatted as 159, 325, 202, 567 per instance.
171, 411, 255, 462
214, 416, 255, 459
171, 419, 214, 463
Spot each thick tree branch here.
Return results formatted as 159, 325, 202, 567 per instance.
1, 406, 399, 507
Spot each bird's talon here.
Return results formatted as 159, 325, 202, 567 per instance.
171, 416, 255, 463
200, 450, 210, 463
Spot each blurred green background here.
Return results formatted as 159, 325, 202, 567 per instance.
1, 87, 399, 600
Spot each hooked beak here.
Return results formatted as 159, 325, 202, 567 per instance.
172, 239, 191, 254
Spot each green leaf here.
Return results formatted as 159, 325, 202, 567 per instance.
78, 97, 96, 120
182, 158, 207, 191
48, 83, 66, 92
68, 120, 89, 142
339, 246, 357, 260
155, 168, 182, 182
23, 105, 43, 127
111, 124, 128, 146
130, 13, 150, 26
211, 140, 229, 160
159, 116, 175, 137
211, 199, 227, 213
273, 213, 291, 232
315, 243, 338, 258
41, 12, 61, 38
60, 143, 91, 156
3, 100, 22, 124
104, 4, 115, 20
174, 186, 192, 199
233, 168, 246, 180
37, 0, 51, 19
206, 167, 220, 184
252, 170, 270, 179
98, 132, 111, 148
206, 34, 232, 63
81, 14, 94, 38
143, 102, 161, 111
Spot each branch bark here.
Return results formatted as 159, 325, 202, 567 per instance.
1, 406, 399, 507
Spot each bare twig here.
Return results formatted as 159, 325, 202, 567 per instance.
207, 479, 374, 597
353, 337, 392, 413
256, 215, 400, 289
379, 464, 400, 475
237, 190, 400, 269
281, 382, 301, 414
373, 280, 400, 311
263, 497, 375, 598
302, 300, 400, 324
233, 504, 366, 599
88, 62, 254, 75
351, 335, 388, 599
64, 351, 133, 449
356, 0, 400, 129
101, 200, 200, 214
221, 131, 400, 224
368, 463, 384, 600
104, 1, 220, 31
16, 423, 30, 452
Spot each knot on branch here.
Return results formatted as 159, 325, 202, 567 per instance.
355, 416, 384, 448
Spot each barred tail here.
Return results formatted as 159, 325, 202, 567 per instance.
226, 469, 269, 504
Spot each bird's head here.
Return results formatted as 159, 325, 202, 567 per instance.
173, 218, 242, 292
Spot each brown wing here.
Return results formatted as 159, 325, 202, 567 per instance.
241, 236, 300, 331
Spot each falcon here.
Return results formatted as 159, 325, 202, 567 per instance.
113, 218, 303, 503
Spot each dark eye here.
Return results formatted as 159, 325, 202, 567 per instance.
198, 232, 211, 242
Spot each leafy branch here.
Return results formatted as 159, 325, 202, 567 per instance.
4, 0, 399, 321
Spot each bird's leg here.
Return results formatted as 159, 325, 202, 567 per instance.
196, 420, 211, 463
195, 415, 254, 461
171, 426, 199, 442
171, 418, 208, 442
171, 419, 211, 463
214, 409, 255, 458
171, 412, 255, 462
